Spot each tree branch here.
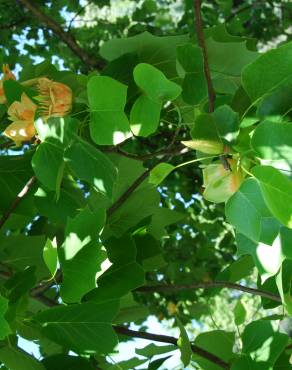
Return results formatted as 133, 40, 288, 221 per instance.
136, 281, 282, 302
17, 0, 103, 70
0, 176, 36, 230
193, 0, 216, 112
0, 17, 26, 29
114, 326, 230, 369
107, 168, 151, 216
104, 145, 189, 161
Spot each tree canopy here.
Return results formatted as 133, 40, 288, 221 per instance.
0, 0, 292, 369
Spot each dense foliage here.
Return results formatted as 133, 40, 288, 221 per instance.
0, 0, 292, 369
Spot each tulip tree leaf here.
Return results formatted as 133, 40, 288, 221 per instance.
176, 43, 207, 105
234, 300, 246, 326
60, 207, 106, 303
149, 163, 175, 186
226, 178, 274, 243
100, 31, 189, 78
276, 259, 292, 315
212, 105, 239, 143
84, 235, 145, 303
130, 95, 162, 136
130, 63, 181, 136
242, 41, 292, 101
193, 330, 235, 370
252, 165, 292, 228
189, 113, 223, 154
0, 235, 49, 279
65, 139, 117, 199
251, 120, 292, 169
34, 301, 119, 354
242, 320, 288, 366
176, 317, 192, 367
0, 295, 11, 339
32, 118, 78, 195
88, 76, 131, 145
0, 345, 45, 370
133, 63, 182, 102
43, 239, 58, 277
236, 233, 283, 281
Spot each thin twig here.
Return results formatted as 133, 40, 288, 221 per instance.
30, 270, 62, 297
193, 0, 216, 112
106, 131, 186, 216
136, 281, 282, 302
0, 176, 36, 230
17, 0, 103, 70
104, 145, 189, 161
225, 4, 252, 22
67, 0, 94, 31
0, 17, 26, 29
114, 326, 229, 369
107, 169, 151, 216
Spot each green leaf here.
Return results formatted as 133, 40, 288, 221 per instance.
276, 259, 292, 315
43, 239, 58, 277
42, 354, 95, 370
257, 83, 292, 118
231, 357, 269, 370
212, 105, 239, 143
148, 356, 172, 370
206, 38, 258, 95
113, 293, 149, 324
147, 207, 185, 240
176, 316, 192, 367
177, 43, 207, 105
32, 140, 64, 193
149, 163, 175, 186
100, 31, 189, 78
188, 113, 224, 154
4, 266, 36, 302
0, 235, 49, 279
194, 330, 234, 370
136, 343, 176, 358
236, 233, 283, 281
226, 178, 274, 243
133, 63, 182, 102
107, 358, 148, 370
65, 139, 117, 199
234, 300, 247, 326
34, 178, 85, 224
251, 120, 292, 169
84, 235, 144, 302
280, 227, 292, 260
252, 165, 292, 228
32, 118, 78, 195
3, 80, 25, 105
34, 301, 119, 354
60, 207, 106, 303
0, 295, 11, 339
0, 152, 36, 216
242, 41, 292, 101
130, 95, 162, 137
134, 233, 166, 271
0, 345, 45, 370
216, 255, 254, 283
242, 320, 288, 366
88, 76, 131, 145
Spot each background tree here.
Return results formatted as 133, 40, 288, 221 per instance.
0, 0, 292, 369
